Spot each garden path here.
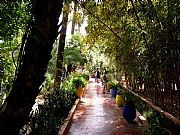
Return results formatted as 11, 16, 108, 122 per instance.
68, 78, 145, 135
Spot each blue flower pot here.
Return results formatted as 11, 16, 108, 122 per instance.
110, 88, 116, 97
122, 104, 136, 123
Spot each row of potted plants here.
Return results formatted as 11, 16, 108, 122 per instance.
107, 81, 136, 123
106, 77, 177, 133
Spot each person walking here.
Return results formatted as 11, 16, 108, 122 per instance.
95, 68, 100, 83
102, 72, 108, 93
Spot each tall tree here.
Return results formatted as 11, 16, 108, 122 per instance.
54, 2, 70, 88
0, 0, 63, 134
71, 0, 78, 34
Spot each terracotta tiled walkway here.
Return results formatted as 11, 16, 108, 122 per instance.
68, 78, 144, 135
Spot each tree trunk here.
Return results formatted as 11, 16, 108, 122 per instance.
54, 3, 70, 89
0, 0, 63, 134
71, 0, 78, 35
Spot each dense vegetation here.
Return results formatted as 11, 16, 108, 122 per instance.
0, 0, 179, 134
84, 0, 180, 119
0, 0, 30, 99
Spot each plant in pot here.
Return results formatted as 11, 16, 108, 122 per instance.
72, 77, 86, 98
122, 92, 136, 123
116, 84, 125, 107
109, 82, 117, 97
106, 75, 115, 92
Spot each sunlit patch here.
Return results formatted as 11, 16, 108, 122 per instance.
81, 97, 112, 106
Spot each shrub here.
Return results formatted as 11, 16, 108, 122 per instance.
21, 72, 88, 135
108, 81, 117, 89
72, 77, 86, 89
80, 73, 89, 81
67, 73, 87, 89
29, 88, 76, 135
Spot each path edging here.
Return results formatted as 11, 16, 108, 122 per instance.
58, 98, 80, 135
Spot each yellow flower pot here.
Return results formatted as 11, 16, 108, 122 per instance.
76, 85, 83, 98
116, 94, 125, 107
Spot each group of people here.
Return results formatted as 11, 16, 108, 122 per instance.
94, 68, 108, 94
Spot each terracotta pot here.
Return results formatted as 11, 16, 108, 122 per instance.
76, 85, 83, 98
116, 94, 125, 107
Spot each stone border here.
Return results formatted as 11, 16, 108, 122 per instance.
58, 98, 80, 135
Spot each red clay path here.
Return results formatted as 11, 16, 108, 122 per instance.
68, 78, 145, 135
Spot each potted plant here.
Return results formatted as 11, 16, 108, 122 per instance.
106, 75, 115, 92
122, 92, 136, 123
109, 82, 117, 97
115, 84, 125, 107
72, 77, 86, 98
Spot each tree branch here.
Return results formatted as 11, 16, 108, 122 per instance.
79, 1, 125, 45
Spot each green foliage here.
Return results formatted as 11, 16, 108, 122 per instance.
72, 77, 84, 89
147, 112, 164, 134
108, 81, 124, 94
106, 67, 114, 74
46, 39, 59, 76
30, 87, 76, 135
0, 1, 30, 41
107, 73, 117, 89
69, 73, 87, 89
115, 83, 124, 95
0, 47, 16, 106
39, 73, 54, 95
80, 73, 89, 81
0, 1, 31, 103
63, 46, 82, 65
66, 35, 82, 48
143, 111, 174, 135
109, 82, 117, 90
85, 0, 180, 118
1, 0, 179, 133
107, 81, 115, 89
60, 78, 75, 93
123, 91, 135, 107
126, 89, 180, 134
28, 73, 87, 134
63, 35, 87, 67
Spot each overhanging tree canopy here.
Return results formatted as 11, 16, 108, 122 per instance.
82, 0, 180, 120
